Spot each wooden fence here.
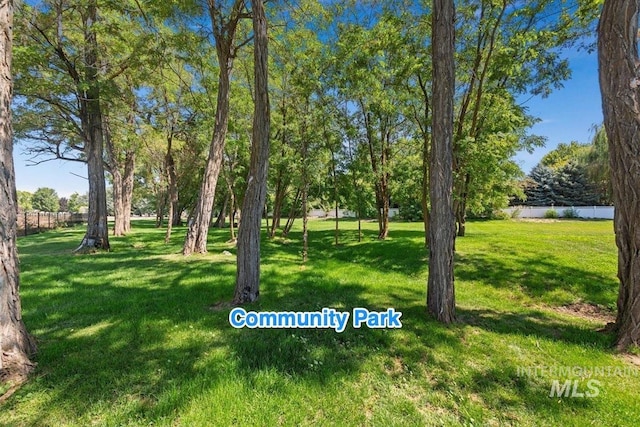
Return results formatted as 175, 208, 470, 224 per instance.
17, 211, 88, 236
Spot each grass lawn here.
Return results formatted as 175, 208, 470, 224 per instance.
3, 219, 639, 426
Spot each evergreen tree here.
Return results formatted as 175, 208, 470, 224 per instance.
524, 164, 555, 206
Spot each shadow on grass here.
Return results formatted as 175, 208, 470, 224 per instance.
8, 220, 623, 425
272, 227, 428, 277
455, 250, 618, 307
457, 308, 614, 348
13, 223, 438, 424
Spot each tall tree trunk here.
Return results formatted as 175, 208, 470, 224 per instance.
183, 55, 233, 255
427, 0, 456, 324
111, 167, 126, 236
327, 130, 339, 246
302, 165, 308, 262
104, 107, 136, 237
379, 166, 390, 239
415, 75, 432, 248
421, 131, 431, 248
301, 103, 309, 262
0, 0, 36, 383
106, 150, 135, 236
183, 0, 245, 255
172, 204, 182, 227
361, 103, 388, 240
213, 195, 227, 228
378, 131, 391, 239
155, 187, 166, 228
229, 184, 236, 242
122, 151, 134, 233
282, 188, 301, 237
234, 0, 270, 304
269, 168, 288, 238
75, 0, 109, 253
165, 136, 178, 244
598, 0, 640, 350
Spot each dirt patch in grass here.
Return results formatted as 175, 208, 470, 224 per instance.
554, 302, 615, 323
623, 354, 640, 367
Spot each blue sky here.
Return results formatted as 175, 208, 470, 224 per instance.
514, 47, 603, 174
13, 46, 603, 198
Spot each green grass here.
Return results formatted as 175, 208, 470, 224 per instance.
3, 219, 639, 426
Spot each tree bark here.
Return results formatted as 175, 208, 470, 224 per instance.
598, 0, 640, 350
361, 104, 390, 240
213, 195, 227, 228
421, 131, 431, 248
269, 167, 288, 238
427, 0, 456, 324
165, 136, 178, 244
0, 0, 36, 383
121, 151, 134, 233
234, 0, 270, 304
111, 167, 126, 236
332, 150, 339, 246
75, 0, 109, 253
228, 181, 236, 242
301, 105, 309, 262
104, 106, 136, 237
182, 54, 233, 254
282, 188, 301, 237
183, 0, 245, 255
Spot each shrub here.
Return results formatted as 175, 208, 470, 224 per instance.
398, 203, 422, 222
562, 207, 580, 219
510, 208, 522, 219
491, 210, 510, 220
544, 209, 559, 219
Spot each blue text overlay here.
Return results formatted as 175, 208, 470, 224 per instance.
229, 307, 402, 333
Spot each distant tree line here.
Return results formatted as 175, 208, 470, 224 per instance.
513, 128, 612, 207
18, 188, 88, 213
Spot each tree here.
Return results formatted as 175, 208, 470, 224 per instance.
598, 0, 640, 350
182, 0, 250, 256
68, 192, 88, 213
58, 197, 68, 212
553, 162, 599, 206
541, 141, 589, 169
0, 0, 36, 384
524, 164, 556, 206
451, 0, 599, 236
234, 0, 270, 304
582, 125, 612, 205
524, 150, 602, 207
427, 0, 456, 323
31, 187, 59, 212
14, 0, 110, 252
16, 191, 32, 211
334, 16, 412, 240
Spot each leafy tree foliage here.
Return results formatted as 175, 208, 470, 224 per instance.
68, 192, 88, 213
16, 190, 32, 211
520, 135, 611, 206
582, 125, 612, 205
32, 187, 59, 212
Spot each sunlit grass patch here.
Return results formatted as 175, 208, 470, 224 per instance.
4, 219, 638, 426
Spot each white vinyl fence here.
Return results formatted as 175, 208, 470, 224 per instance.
308, 208, 400, 219
503, 206, 614, 219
